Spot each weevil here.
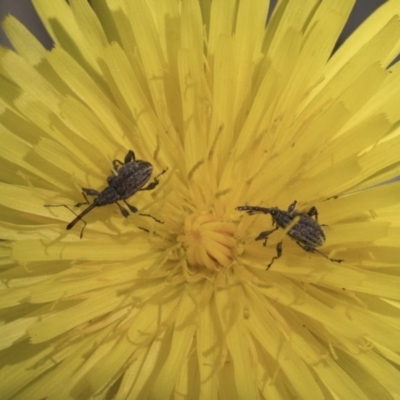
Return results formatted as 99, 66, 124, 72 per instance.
45, 150, 167, 238
236, 200, 343, 269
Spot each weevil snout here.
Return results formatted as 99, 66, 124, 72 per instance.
236, 205, 272, 215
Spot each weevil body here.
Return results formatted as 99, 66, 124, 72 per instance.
236, 201, 343, 269
45, 150, 167, 237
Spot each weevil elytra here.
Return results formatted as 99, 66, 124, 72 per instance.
236, 200, 343, 269
45, 150, 167, 238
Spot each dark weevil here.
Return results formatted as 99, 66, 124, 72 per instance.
236, 200, 343, 269
45, 150, 167, 237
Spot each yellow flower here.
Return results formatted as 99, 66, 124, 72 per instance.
1, 0, 400, 398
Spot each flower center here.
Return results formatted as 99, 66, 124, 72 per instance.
179, 212, 237, 271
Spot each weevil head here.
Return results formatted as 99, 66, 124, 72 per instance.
268, 208, 278, 216
267, 207, 282, 223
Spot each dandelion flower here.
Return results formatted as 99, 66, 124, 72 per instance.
1, 0, 400, 399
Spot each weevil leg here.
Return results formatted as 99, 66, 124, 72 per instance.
78, 222, 87, 238
124, 150, 135, 163
112, 159, 124, 171
315, 249, 343, 263
79, 224, 87, 238
112, 150, 135, 171
44, 203, 79, 217
288, 201, 297, 213
307, 206, 319, 221
123, 200, 138, 213
141, 181, 158, 191
44, 203, 76, 215
122, 200, 163, 223
76, 189, 98, 207
255, 227, 279, 246
296, 242, 343, 263
115, 202, 130, 218
82, 188, 100, 197
267, 241, 282, 270
139, 213, 164, 224
140, 167, 168, 191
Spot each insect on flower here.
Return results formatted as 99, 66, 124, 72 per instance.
45, 150, 167, 237
236, 200, 343, 269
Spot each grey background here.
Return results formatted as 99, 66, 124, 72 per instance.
0, 0, 52, 48
0, 0, 387, 50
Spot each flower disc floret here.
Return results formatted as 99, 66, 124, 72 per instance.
179, 212, 236, 271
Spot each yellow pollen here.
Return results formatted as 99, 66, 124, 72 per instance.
179, 212, 237, 271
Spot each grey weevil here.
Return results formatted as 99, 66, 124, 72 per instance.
45, 150, 167, 237
236, 200, 343, 269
